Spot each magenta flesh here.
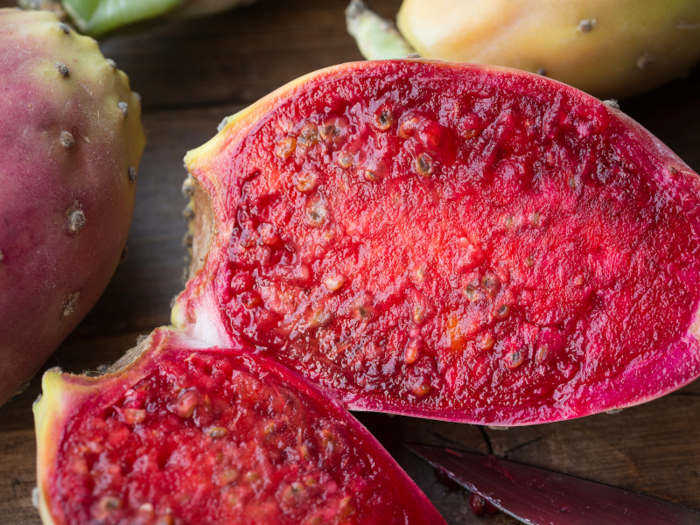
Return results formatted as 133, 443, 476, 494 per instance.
184, 60, 700, 425
48, 330, 446, 525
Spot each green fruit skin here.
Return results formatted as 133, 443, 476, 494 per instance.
59, 0, 255, 38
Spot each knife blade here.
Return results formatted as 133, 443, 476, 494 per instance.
406, 444, 700, 525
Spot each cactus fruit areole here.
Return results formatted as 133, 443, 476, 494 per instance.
33, 328, 447, 525
175, 59, 700, 426
0, 9, 145, 406
346, 0, 700, 99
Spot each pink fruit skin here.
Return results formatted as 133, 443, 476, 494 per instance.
177, 59, 700, 426
0, 10, 145, 406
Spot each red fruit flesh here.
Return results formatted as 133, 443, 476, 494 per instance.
35, 329, 445, 525
180, 60, 700, 425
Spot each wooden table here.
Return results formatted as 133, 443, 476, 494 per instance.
2, 1, 700, 523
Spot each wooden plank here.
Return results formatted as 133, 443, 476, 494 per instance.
0, 430, 39, 524
480, 391, 700, 508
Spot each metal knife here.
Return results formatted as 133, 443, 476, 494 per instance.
406, 444, 700, 525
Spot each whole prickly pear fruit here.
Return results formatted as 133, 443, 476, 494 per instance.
0, 9, 145, 406
346, 0, 700, 99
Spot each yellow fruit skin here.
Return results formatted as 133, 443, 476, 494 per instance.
34, 370, 91, 525
397, 0, 700, 98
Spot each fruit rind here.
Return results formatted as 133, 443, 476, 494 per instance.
34, 371, 78, 525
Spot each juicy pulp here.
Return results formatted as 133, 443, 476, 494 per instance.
34, 328, 447, 525
178, 59, 700, 425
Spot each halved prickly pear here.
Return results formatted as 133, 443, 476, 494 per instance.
0, 9, 145, 406
34, 328, 446, 525
346, 0, 700, 99
176, 59, 700, 426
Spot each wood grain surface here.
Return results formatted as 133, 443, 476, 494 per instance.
2, 0, 700, 523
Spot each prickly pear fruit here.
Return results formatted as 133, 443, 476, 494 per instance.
34, 327, 447, 525
176, 59, 700, 426
346, 0, 700, 99
0, 9, 145, 406
20, 0, 257, 38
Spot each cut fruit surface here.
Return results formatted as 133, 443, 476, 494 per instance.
34, 328, 446, 525
177, 59, 700, 425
